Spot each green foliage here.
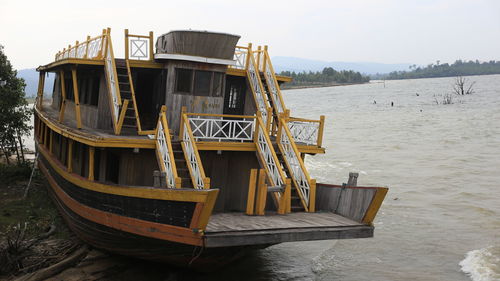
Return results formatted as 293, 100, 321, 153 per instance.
0, 162, 33, 185
279, 67, 370, 87
386, 60, 500, 80
0, 44, 32, 164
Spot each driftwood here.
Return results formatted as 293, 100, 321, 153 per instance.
14, 245, 89, 281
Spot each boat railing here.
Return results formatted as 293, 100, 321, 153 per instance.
186, 113, 256, 142
287, 115, 326, 147
124, 29, 154, 61
55, 31, 107, 61
254, 112, 287, 193
180, 108, 211, 190
231, 46, 249, 70
277, 117, 316, 212
155, 106, 181, 188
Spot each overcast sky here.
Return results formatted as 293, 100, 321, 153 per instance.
1, 0, 499, 70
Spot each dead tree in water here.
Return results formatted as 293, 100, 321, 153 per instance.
453, 76, 475, 95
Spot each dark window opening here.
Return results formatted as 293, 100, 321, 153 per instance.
134, 68, 166, 130
77, 70, 100, 106
64, 74, 74, 101
106, 151, 120, 184
223, 76, 246, 115
93, 148, 100, 181
213, 72, 223, 97
194, 70, 211, 96
175, 69, 192, 93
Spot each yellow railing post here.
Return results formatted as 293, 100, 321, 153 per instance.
263, 45, 268, 73
285, 178, 291, 213
149, 31, 154, 61
124, 29, 129, 60
256, 46, 261, 72
255, 169, 267, 216
71, 68, 82, 129
246, 169, 258, 215
317, 115, 325, 147
88, 147, 95, 181
309, 179, 316, 212
85, 35, 90, 58
266, 106, 273, 132
246, 43, 252, 70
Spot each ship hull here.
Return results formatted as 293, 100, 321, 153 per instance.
36, 143, 262, 269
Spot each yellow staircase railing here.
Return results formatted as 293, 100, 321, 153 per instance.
180, 107, 211, 189
155, 106, 181, 188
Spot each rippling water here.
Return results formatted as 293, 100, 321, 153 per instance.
26, 75, 500, 280
199, 75, 500, 281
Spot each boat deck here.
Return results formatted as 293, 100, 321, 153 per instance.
204, 212, 373, 247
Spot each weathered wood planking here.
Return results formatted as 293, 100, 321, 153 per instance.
206, 212, 361, 232
205, 212, 372, 248
315, 183, 377, 222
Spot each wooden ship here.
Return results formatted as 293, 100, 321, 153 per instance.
34, 28, 388, 268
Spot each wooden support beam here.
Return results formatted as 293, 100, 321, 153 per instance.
88, 146, 95, 181
246, 169, 258, 215
116, 99, 129, 135
246, 43, 252, 70
67, 139, 73, 173
59, 71, 66, 122
49, 130, 53, 154
255, 169, 267, 216
285, 178, 292, 213
317, 115, 325, 147
149, 31, 154, 61
124, 29, 129, 60
71, 68, 82, 129
309, 179, 316, 213
263, 45, 268, 72
37, 72, 45, 109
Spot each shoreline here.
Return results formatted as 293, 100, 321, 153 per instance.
281, 82, 369, 90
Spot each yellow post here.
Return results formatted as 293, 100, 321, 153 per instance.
37, 72, 45, 109
67, 139, 73, 173
175, 177, 182, 188
59, 71, 66, 122
149, 31, 154, 61
256, 46, 261, 72
84, 35, 90, 58
309, 179, 316, 212
285, 178, 292, 213
71, 68, 82, 129
266, 107, 273, 132
88, 146, 95, 181
116, 99, 129, 135
317, 115, 325, 147
263, 45, 268, 72
255, 169, 267, 216
124, 29, 129, 60
254, 111, 261, 143
246, 169, 258, 215
203, 178, 211, 189
246, 43, 252, 70
49, 130, 53, 154
179, 106, 187, 139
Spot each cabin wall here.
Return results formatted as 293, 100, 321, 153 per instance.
79, 104, 99, 128
97, 73, 113, 131
242, 86, 256, 115
200, 151, 260, 212
118, 149, 159, 186
164, 61, 227, 134
51, 74, 61, 111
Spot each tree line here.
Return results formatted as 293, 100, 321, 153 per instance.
279, 67, 370, 87
386, 60, 500, 80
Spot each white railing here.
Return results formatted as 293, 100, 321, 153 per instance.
255, 117, 285, 188
262, 51, 286, 115
125, 30, 154, 61
180, 114, 209, 189
155, 111, 178, 188
287, 116, 325, 147
247, 50, 271, 127
232, 46, 248, 69
55, 34, 104, 61
288, 120, 319, 145
187, 114, 255, 142
278, 121, 312, 207
103, 34, 121, 127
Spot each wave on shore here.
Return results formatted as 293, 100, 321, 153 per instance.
460, 246, 500, 281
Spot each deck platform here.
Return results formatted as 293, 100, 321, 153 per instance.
204, 212, 373, 247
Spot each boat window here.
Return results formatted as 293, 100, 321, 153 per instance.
77, 71, 100, 106
64, 74, 74, 101
194, 70, 211, 96
175, 68, 193, 93
212, 72, 223, 97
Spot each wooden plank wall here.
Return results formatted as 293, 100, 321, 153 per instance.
96, 73, 113, 130
316, 184, 376, 222
51, 74, 61, 111
164, 61, 227, 134
200, 151, 260, 212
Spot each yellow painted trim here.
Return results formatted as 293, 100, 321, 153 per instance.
296, 145, 326, 154
58, 71, 66, 122
38, 59, 105, 72
128, 60, 163, 69
196, 188, 219, 230
36, 109, 156, 149
154, 107, 180, 188
196, 142, 256, 151
246, 169, 257, 215
125, 59, 142, 133
116, 99, 129, 135
362, 187, 389, 224
88, 146, 95, 181
71, 69, 82, 129
37, 142, 215, 203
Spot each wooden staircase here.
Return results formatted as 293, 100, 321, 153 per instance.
115, 59, 138, 132
171, 140, 194, 188
273, 144, 306, 212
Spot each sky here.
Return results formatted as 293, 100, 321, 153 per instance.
1, 0, 499, 70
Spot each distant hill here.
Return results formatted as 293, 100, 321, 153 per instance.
16, 68, 55, 97
272, 56, 411, 75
